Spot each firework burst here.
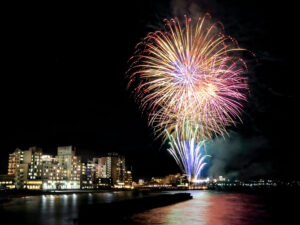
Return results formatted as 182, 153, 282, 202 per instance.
128, 14, 249, 180
128, 14, 248, 140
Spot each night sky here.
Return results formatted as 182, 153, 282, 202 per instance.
1, 0, 299, 180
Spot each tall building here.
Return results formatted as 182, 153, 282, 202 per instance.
41, 155, 62, 189
82, 160, 95, 189
56, 146, 75, 180
8, 148, 32, 189
8, 148, 31, 176
28, 146, 43, 180
97, 157, 110, 178
23, 147, 43, 189
80, 162, 88, 188
70, 155, 81, 183
55, 146, 81, 189
15, 163, 29, 189
113, 153, 126, 185
90, 157, 111, 187
97, 153, 127, 186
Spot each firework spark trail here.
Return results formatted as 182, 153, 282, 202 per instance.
166, 123, 209, 181
128, 14, 248, 181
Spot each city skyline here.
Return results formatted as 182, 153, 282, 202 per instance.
2, 145, 133, 190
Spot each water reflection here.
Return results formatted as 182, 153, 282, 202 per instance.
1, 191, 149, 225
128, 191, 271, 225
40, 195, 68, 224
1, 190, 294, 225
87, 193, 93, 204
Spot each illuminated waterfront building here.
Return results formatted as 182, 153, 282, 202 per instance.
3, 148, 132, 190
142, 174, 188, 188
178, 174, 189, 187
70, 155, 81, 182
28, 146, 43, 180
41, 147, 81, 190
97, 157, 109, 179
80, 162, 88, 188
23, 147, 44, 190
8, 148, 32, 176
108, 153, 126, 186
41, 155, 63, 189
124, 170, 133, 187
55, 146, 81, 189
83, 154, 132, 188
114, 154, 126, 186
56, 146, 75, 180
8, 150, 19, 176
8, 153, 16, 176
86, 160, 96, 183
81, 157, 112, 188
96, 153, 127, 187
81, 160, 96, 189
15, 163, 29, 189
7, 147, 44, 189
150, 177, 164, 184
92, 158, 102, 178
8, 148, 32, 189
164, 173, 181, 186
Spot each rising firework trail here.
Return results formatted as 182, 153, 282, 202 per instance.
128, 14, 248, 180
166, 123, 210, 181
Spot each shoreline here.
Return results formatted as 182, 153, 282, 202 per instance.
1, 185, 299, 202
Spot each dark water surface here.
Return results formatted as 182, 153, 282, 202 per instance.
0, 190, 298, 225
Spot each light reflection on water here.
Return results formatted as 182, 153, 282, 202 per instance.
1, 190, 295, 225
128, 191, 210, 225
127, 191, 271, 225
1, 191, 154, 225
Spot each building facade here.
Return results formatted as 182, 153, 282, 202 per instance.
3, 147, 131, 190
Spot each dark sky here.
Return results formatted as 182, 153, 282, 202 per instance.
1, 0, 299, 180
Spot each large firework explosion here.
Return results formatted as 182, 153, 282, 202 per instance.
128, 14, 248, 181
